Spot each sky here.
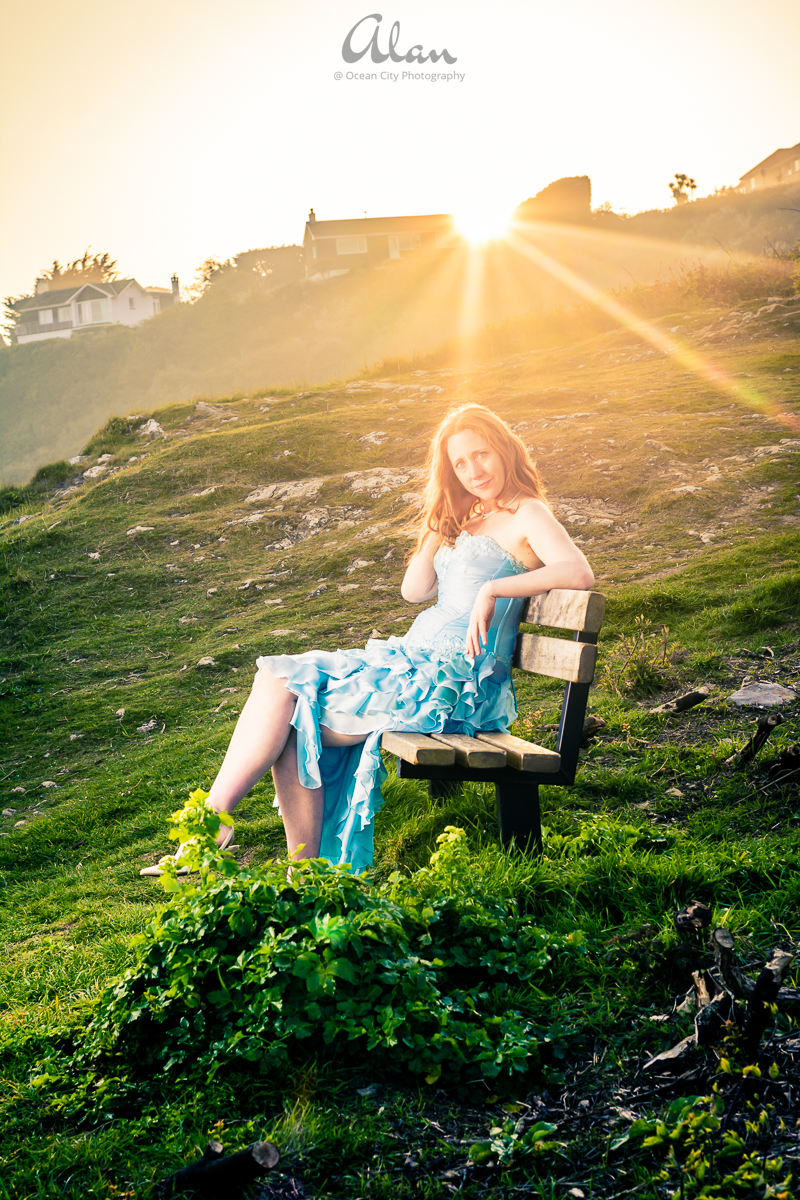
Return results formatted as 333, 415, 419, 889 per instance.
2, 0, 799, 302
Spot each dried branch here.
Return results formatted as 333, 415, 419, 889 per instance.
650, 687, 710, 715
159, 1140, 280, 1198
725, 712, 783, 769
710, 928, 800, 1014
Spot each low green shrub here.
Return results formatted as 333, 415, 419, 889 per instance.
31, 459, 72, 488
80, 797, 585, 1091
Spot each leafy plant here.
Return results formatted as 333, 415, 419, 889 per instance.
468, 1118, 560, 1165
614, 1093, 794, 1199
79, 807, 580, 1092
602, 614, 673, 697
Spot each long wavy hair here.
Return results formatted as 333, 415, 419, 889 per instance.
413, 404, 548, 553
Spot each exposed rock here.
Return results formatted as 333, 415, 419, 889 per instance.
178, 616, 198, 624
195, 401, 228, 418
83, 464, 108, 480
2, 809, 16, 816
41, 781, 58, 788
345, 467, 421, 498
358, 431, 389, 447
14, 820, 28, 828
196, 657, 217, 668
244, 478, 326, 504
270, 628, 295, 636
138, 418, 168, 439
10, 787, 25, 794
729, 681, 798, 708
136, 718, 159, 733
127, 525, 154, 536
192, 486, 217, 497
338, 583, 360, 593
206, 587, 219, 597
116, 709, 126, 719
69, 733, 84, 741
346, 559, 374, 574
227, 512, 265, 526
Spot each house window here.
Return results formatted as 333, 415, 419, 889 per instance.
312, 245, 318, 258
336, 236, 367, 255
38, 309, 54, 325
388, 233, 421, 257
129, 297, 136, 309
750, 177, 756, 189
57, 306, 71, 322
153, 299, 160, 313
77, 299, 109, 324
795, 159, 800, 171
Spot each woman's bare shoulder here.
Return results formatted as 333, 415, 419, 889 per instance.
515, 496, 558, 524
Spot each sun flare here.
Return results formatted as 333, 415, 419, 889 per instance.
452, 202, 512, 246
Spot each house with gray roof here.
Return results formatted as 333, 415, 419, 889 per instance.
9, 275, 179, 344
738, 140, 800, 193
302, 210, 460, 279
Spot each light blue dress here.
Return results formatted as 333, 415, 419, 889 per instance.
256, 532, 530, 870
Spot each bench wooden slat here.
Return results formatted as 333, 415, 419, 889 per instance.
430, 733, 507, 768
521, 589, 606, 633
474, 731, 561, 773
514, 633, 598, 683
381, 731, 456, 766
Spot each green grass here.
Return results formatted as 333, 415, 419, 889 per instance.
1, 284, 800, 1197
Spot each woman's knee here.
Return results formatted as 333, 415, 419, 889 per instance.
252, 668, 293, 704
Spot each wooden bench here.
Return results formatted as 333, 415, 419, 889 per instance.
381, 588, 606, 853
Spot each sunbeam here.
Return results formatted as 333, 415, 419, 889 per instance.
507, 220, 800, 434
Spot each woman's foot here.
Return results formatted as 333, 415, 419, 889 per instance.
139, 822, 235, 877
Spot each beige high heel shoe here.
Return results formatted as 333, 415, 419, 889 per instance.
139, 823, 236, 877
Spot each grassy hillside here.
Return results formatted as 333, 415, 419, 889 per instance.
4, 202, 796, 485
625, 180, 800, 256
1, 283, 800, 1198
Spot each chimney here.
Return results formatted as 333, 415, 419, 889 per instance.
171, 274, 180, 303
308, 208, 316, 223
35, 277, 49, 294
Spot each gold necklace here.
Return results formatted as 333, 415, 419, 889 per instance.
476, 491, 520, 520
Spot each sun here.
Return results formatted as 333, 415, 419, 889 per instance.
452, 201, 512, 246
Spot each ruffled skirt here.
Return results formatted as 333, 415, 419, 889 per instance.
255, 636, 516, 871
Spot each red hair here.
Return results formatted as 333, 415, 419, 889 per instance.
413, 404, 548, 553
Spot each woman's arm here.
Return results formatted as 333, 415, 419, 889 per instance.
401, 532, 440, 603
464, 501, 594, 657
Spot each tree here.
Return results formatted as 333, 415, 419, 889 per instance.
669, 174, 697, 204
41, 249, 119, 287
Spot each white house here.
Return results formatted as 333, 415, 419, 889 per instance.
10, 275, 180, 344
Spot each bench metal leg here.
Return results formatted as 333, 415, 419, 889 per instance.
429, 778, 462, 802
496, 781, 542, 854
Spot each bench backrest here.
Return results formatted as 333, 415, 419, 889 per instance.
513, 589, 606, 783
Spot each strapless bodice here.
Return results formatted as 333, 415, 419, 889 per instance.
399, 531, 530, 666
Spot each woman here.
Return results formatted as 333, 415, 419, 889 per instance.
141, 404, 593, 876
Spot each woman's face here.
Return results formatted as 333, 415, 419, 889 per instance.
447, 429, 507, 505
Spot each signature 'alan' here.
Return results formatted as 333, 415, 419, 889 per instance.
342, 14, 457, 65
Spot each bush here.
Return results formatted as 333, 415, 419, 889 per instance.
81, 797, 581, 1090
31, 460, 72, 489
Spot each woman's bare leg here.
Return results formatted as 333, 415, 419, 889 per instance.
272, 724, 367, 860
205, 669, 296, 844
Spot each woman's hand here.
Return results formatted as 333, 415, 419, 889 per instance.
465, 583, 496, 658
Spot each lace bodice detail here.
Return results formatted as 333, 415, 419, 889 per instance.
398, 532, 530, 667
